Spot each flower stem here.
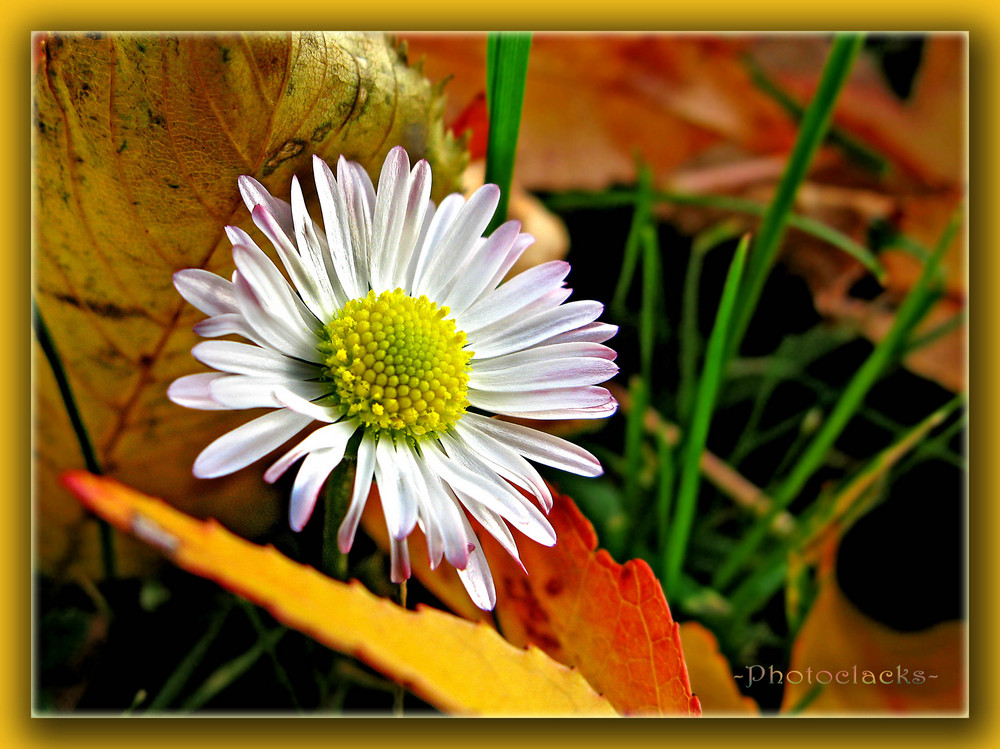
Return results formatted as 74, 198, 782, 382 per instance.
393, 579, 408, 715
321, 461, 355, 580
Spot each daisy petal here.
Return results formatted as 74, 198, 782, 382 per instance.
469, 356, 619, 391
390, 159, 432, 290
454, 511, 496, 610
273, 387, 342, 423
193, 313, 257, 342
337, 156, 375, 276
232, 243, 321, 332
374, 437, 407, 540
209, 376, 328, 410
453, 422, 553, 512
193, 409, 313, 479
412, 461, 470, 570
472, 232, 534, 305
410, 193, 465, 291
233, 274, 323, 363
289, 448, 341, 531
313, 156, 364, 301
167, 373, 229, 410
457, 260, 570, 332
192, 341, 318, 379
542, 321, 620, 345
456, 498, 525, 572
443, 220, 522, 314
438, 435, 556, 546
469, 300, 605, 359
369, 146, 411, 292
415, 185, 499, 298
238, 175, 294, 238
461, 413, 604, 477
289, 178, 348, 315
265, 419, 358, 484
418, 442, 528, 526
173, 269, 238, 316
471, 342, 617, 372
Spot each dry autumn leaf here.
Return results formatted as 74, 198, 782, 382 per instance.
363, 485, 701, 716
402, 33, 795, 193
63, 471, 618, 717
781, 542, 965, 715
678, 622, 759, 715
33, 31, 467, 579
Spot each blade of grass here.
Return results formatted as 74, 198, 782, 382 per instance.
905, 312, 965, 354
147, 597, 234, 711
33, 299, 116, 580
639, 223, 660, 384
547, 188, 884, 279
623, 377, 648, 533
714, 211, 959, 589
743, 53, 889, 175
180, 626, 287, 711
484, 33, 531, 234
663, 236, 749, 597
612, 163, 654, 312
725, 395, 962, 633
678, 220, 744, 424
728, 34, 865, 358
655, 431, 676, 553
239, 601, 302, 711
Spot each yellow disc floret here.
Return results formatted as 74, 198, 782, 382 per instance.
317, 289, 473, 439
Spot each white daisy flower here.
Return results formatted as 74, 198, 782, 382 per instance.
169, 146, 618, 610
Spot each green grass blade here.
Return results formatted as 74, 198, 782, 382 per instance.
656, 431, 676, 551
905, 312, 965, 353
485, 33, 531, 234
714, 212, 961, 589
639, 223, 660, 384
728, 34, 865, 357
33, 299, 116, 580
663, 235, 749, 597
180, 626, 287, 711
612, 163, 654, 312
783, 683, 826, 715
678, 220, 743, 425
239, 602, 302, 711
623, 377, 648, 530
743, 53, 888, 175
725, 396, 962, 619
147, 597, 234, 711
546, 189, 884, 278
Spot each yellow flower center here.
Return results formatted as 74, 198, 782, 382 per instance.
318, 289, 472, 439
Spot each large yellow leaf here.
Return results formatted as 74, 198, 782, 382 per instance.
33, 32, 467, 578
63, 471, 617, 716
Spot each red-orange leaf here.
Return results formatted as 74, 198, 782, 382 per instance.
482, 490, 700, 716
